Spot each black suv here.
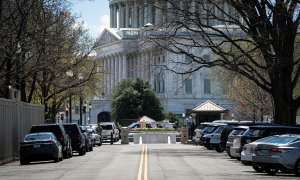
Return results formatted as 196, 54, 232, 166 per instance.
30, 124, 72, 159
63, 123, 86, 156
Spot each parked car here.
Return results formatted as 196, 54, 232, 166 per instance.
87, 128, 102, 146
30, 124, 72, 159
19, 132, 63, 165
79, 125, 93, 151
201, 123, 226, 149
241, 135, 280, 168
194, 122, 213, 145
230, 125, 300, 159
63, 123, 86, 156
252, 134, 300, 176
226, 126, 250, 157
100, 122, 120, 143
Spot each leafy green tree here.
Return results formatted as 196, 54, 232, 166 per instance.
111, 78, 165, 122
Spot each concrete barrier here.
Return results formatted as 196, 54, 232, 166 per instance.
181, 128, 189, 144
121, 127, 130, 144
133, 133, 177, 144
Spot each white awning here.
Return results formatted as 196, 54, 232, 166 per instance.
192, 100, 226, 112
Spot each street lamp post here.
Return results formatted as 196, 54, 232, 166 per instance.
83, 102, 87, 125
78, 73, 83, 125
88, 103, 92, 124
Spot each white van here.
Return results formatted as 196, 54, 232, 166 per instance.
99, 122, 119, 143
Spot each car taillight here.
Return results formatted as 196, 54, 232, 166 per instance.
59, 134, 64, 140
77, 132, 81, 140
43, 141, 54, 144
112, 129, 115, 134
270, 148, 292, 153
20, 142, 31, 147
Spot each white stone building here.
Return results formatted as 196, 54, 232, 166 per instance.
91, 0, 233, 125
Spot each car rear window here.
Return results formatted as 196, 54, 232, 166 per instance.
63, 125, 79, 136
30, 125, 61, 138
24, 134, 51, 141
101, 124, 113, 130
262, 136, 299, 144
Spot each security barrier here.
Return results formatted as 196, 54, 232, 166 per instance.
0, 98, 44, 164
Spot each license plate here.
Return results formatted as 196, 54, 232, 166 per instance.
260, 149, 268, 155
33, 144, 40, 148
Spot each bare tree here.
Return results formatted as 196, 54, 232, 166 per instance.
142, 0, 300, 125
0, 0, 101, 122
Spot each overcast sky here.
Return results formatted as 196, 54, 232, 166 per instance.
71, 0, 110, 38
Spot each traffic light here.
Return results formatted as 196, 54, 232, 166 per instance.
82, 106, 86, 113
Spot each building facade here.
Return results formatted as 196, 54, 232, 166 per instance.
91, 0, 233, 124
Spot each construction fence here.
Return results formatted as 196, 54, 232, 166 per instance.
0, 98, 44, 164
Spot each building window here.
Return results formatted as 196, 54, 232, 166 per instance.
185, 54, 193, 63
184, 79, 192, 94
154, 75, 165, 93
203, 54, 210, 62
155, 54, 165, 65
204, 79, 211, 94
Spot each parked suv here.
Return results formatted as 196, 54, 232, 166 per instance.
230, 125, 300, 159
63, 123, 86, 156
100, 122, 119, 143
30, 124, 72, 159
79, 125, 93, 152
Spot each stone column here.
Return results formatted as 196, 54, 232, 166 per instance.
144, 1, 148, 24
122, 54, 127, 79
141, 52, 145, 78
118, 3, 123, 28
125, 2, 129, 28
133, 2, 138, 28
114, 4, 118, 28
110, 6, 113, 28
111, 56, 115, 92
139, 3, 144, 27
149, 51, 154, 87
119, 54, 123, 82
155, 2, 161, 25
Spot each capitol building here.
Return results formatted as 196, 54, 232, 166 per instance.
91, 0, 233, 125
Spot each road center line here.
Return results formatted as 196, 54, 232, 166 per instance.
137, 145, 148, 180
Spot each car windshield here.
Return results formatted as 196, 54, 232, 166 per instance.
101, 124, 113, 130
243, 128, 265, 137
213, 126, 225, 134
203, 126, 218, 133
229, 129, 246, 136
24, 134, 51, 141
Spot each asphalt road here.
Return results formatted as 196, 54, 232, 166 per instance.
0, 142, 298, 180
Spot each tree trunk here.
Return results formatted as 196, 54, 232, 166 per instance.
272, 78, 297, 126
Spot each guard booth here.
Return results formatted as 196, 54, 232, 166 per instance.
192, 100, 228, 126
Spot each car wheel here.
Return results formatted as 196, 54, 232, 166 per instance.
79, 147, 85, 156
20, 159, 29, 165
215, 147, 224, 153
59, 151, 64, 161
63, 149, 69, 159
206, 145, 214, 150
54, 155, 59, 163
294, 159, 300, 176
253, 165, 265, 173
265, 167, 278, 175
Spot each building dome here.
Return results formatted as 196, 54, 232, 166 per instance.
109, 0, 159, 28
